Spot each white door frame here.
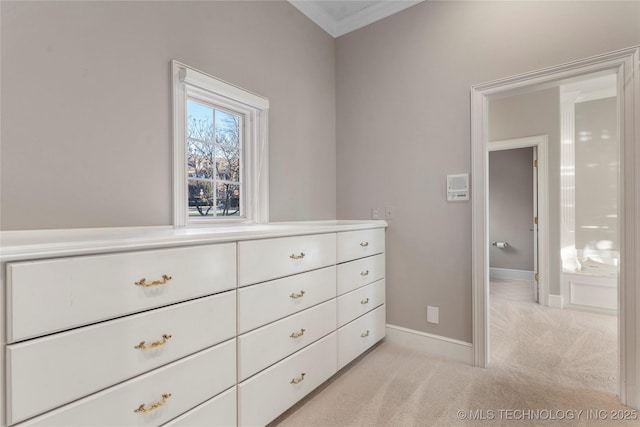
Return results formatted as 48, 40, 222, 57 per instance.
488, 135, 549, 308
533, 145, 539, 303
471, 46, 640, 408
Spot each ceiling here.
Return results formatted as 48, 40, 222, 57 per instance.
288, 0, 424, 38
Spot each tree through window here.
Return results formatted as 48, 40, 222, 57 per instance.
187, 101, 242, 218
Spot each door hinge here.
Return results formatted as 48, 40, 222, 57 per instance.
534, 159, 538, 168
534, 216, 538, 225
535, 273, 539, 282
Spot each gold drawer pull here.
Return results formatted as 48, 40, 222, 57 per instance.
290, 252, 306, 260
134, 393, 172, 413
361, 330, 370, 338
290, 373, 306, 384
361, 298, 369, 304
135, 274, 172, 287
134, 334, 172, 350
290, 290, 306, 299
360, 242, 369, 247
360, 270, 369, 276
290, 328, 306, 339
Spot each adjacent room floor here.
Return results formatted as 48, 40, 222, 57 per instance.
274, 279, 630, 426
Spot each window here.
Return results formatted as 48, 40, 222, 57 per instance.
187, 101, 242, 218
172, 61, 269, 226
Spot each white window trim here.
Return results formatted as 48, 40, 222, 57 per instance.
172, 60, 269, 226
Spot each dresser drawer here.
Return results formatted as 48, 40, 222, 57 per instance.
337, 279, 385, 328
336, 228, 385, 263
7, 243, 236, 342
238, 233, 336, 286
16, 339, 236, 427
238, 299, 336, 381
238, 266, 336, 333
337, 305, 385, 370
238, 332, 337, 427
337, 253, 385, 296
162, 386, 236, 427
6, 291, 236, 424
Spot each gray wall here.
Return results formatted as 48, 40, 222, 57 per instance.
489, 148, 534, 271
488, 88, 561, 294
575, 97, 618, 251
0, 1, 336, 229
335, 1, 639, 342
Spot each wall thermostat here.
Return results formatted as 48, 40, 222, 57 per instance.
447, 173, 469, 201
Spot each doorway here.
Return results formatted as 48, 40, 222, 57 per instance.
488, 136, 549, 307
487, 124, 619, 396
489, 147, 537, 297
470, 46, 640, 408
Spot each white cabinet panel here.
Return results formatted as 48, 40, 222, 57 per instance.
162, 386, 236, 427
238, 266, 336, 333
17, 340, 236, 427
238, 300, 336, 381
7, 292, 236, 424
238, 234, 336, 286
7, 243, 237, 342
336, 253, 385, 296
336, 229, 385, 264
337, 306, 386, 370
238, 333, 337, 427
337, 279, 385, 328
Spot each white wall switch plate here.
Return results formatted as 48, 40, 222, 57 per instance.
384, 206, 394, 220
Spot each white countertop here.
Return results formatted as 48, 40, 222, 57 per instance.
0, 220, 387, 262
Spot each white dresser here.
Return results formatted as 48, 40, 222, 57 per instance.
0, 221, 386, 427
336, 229, 386, 370
237, 233, 338, 426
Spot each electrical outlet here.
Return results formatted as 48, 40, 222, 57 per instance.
371, 208, 381, 220
427, 306, 439, 324
384, 206, 394, 220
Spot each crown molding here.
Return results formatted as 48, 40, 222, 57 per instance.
289, 1, 424, 38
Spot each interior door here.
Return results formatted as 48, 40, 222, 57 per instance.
533, 146, 539, 303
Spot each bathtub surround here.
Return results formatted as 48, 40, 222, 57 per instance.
557, 79, 619, 314
574, 97, 618, 254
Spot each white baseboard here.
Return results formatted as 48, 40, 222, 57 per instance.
385, 324, 473, 364
490, 268, 535, 281
548, 294, 563, 309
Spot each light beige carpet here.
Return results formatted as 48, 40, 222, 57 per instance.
273, 279, 635, 426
